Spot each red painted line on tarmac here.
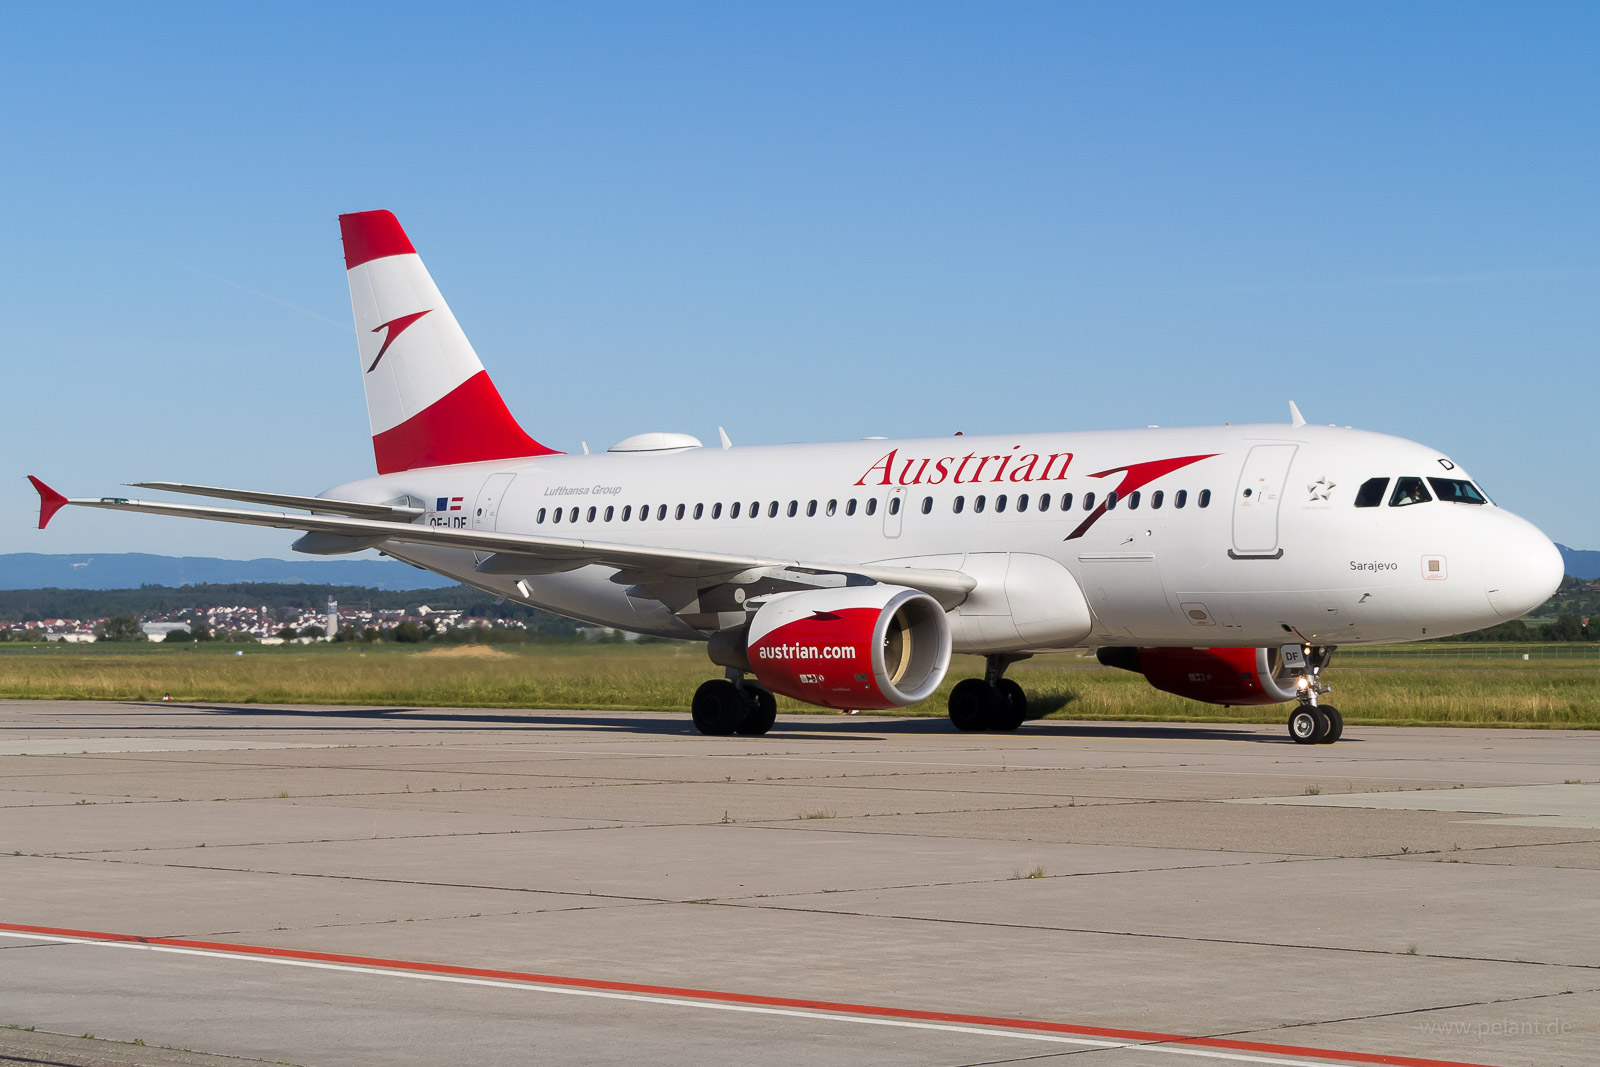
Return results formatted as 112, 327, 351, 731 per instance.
0, 921, 1495, 1067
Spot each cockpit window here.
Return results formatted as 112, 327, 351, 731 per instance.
1427, 478, 1488, 505
1354, 477, 1389, 508
1389, 476, 1433, 507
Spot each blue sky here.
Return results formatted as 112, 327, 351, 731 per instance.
4, 2, 1595, 558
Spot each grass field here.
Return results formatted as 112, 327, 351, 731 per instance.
0, 640, 1596, 729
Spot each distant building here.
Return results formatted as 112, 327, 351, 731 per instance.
325, 598, 339, 637
140, 622, 190, 642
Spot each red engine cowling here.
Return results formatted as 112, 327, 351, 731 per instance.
1097, 646, 1301, 706
746, 585, 952, 710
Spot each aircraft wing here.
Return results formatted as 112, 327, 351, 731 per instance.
128, 482, 426, 521
26, 477, 976, 610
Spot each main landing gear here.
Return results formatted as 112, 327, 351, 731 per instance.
1287, 645, 1342, 745
948, 654, 1030, 732
692, 670, 778, 737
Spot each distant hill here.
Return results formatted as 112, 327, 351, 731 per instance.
0, 553, 454, 591
1557, 544, 1600, 580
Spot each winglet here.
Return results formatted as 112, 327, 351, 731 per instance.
1288, 401, 1307, 428
27, 476, 68, 529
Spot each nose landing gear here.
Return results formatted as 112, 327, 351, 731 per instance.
1287, 646, 1341, 745
948, 654, 1031, 732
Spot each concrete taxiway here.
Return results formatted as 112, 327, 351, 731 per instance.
2, 699, 1596, 1067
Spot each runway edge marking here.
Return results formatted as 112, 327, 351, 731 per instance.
0, 921, 1497, 1067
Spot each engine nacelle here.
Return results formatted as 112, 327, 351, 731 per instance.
745, 585, 952, 710
1097, 646, 1301, 706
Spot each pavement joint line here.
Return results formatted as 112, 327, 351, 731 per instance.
0, 923, 1502, 1067
719, 899, 1599, 971
33, 852, 1336, 914
50, 856, 699, 906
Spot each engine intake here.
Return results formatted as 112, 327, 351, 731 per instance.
1097, 646, 1301, 706
743, 585, 952, 710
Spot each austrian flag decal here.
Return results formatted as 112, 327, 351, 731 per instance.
435, 497, 463, 512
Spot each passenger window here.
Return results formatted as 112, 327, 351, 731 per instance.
1198, 490, 1211, 508
846, 499, 857, 516
693, 503, 704, 520
995, 494, 1008, 513
637, 505, 647, 521
953, 495, 965, 514
537, 508, 546, 524
974, 495, 986, 513
1106, 491, 1118, 510
787, 500, 798, 517
584, 507, 594, 522
889, 496, 901, 515
1060, 492, 1073, 511
712, 503, 722, 519
768, 501, 779, 518
552, 507, 562, 524
622, 505, 632, 521
1127, 491, 1140, 511
657, 504, 668, 521
1016, 493, 1029, 512
1354, 478, 1389, 508
570, 507, 579, 523
806, 500, 817, 517
730, 502, 740, 519
1427, 478, 1487, 505
1150, 490, 1163, 509
1083, 492, 1096, 511
1038, 493, 1050, 511
605, 506, 614, 522
675, 504, 686, 520
826, 499, 837, 516
1175, 490, 1187, 509
921, 496, 932, 514
1389, 477, 1432, 507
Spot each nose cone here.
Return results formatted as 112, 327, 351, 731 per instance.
1483, 516, 1564, 619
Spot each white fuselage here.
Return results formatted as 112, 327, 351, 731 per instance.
325, 422, 1561, 653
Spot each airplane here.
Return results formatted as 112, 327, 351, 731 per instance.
28, 210, 1563, 744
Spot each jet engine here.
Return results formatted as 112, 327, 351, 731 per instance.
1096, 646, 1301, 706
741, 585, 952, 710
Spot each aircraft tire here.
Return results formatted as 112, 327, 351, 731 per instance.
948, 678, 993, 731
736, 686, 778, 736
1317, 706, 1343, 744
1288, 707, 1325, 745
692, 679, 745, 736
991, 678, 1028, 731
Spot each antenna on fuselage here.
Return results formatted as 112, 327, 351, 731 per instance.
718, 426, 732, 449
1288, 401, 1307, 428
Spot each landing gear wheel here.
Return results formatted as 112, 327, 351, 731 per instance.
948, 678, 994, 731
1316, 706, 1343, 744
736, 685, 777, 736
1288, 707, 1328, 745
991, 678, 1028, 731
692, 679, 745, 736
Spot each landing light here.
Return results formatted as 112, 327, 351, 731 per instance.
1296, 676, 1310, 690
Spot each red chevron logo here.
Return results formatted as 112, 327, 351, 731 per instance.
366, 310, 432, 373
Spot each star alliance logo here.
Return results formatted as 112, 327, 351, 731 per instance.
1307, 475, 1335, 501
366, 310, 433, 373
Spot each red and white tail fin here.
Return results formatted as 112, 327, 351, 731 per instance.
339, 210, 559, 474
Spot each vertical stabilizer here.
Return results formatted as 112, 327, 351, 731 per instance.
339, 210, 559, 474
